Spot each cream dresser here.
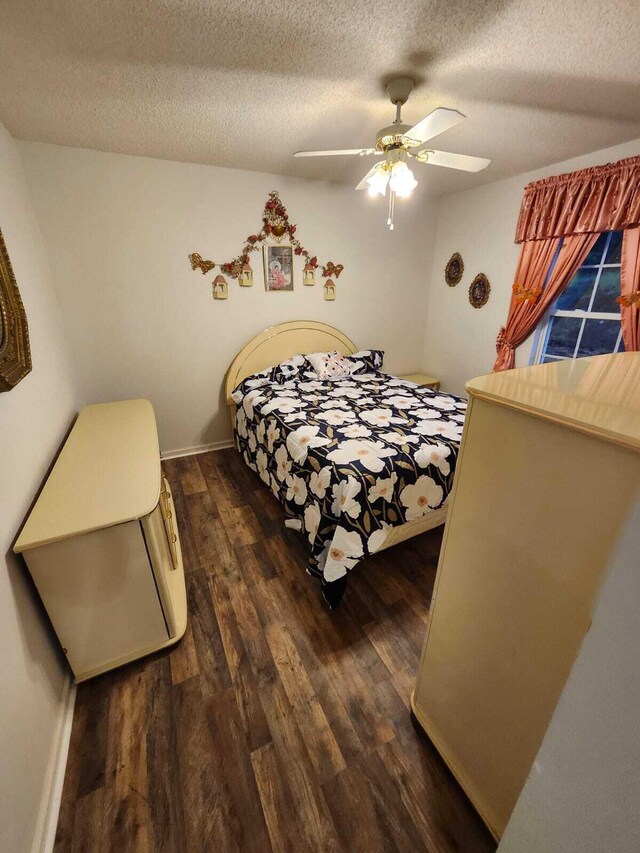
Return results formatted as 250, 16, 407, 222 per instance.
412, 353, 640, 839
15, 399, 187, 682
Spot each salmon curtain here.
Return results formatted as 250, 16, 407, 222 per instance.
516, 155, 640, 242
619, 227, 640, 351
494, 233, 599, 372
495, 154, 640, 371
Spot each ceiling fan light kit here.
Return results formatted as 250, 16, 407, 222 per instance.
294, 76, 491, 230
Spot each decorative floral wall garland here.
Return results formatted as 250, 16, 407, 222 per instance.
188, 190, 344, 299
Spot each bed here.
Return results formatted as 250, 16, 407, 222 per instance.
225, 321, 467, 607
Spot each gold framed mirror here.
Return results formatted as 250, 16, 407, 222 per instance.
0, 227, 32, 391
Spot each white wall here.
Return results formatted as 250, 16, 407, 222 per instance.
0, 122, 81, 853
20, 143, 437, 454
422, 138, 640, 396
498, 493, 640, 853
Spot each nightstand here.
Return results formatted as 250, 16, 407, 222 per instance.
400, 373, 441, 391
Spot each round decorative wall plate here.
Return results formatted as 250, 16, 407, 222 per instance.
444, 252, 464, 286
469, 273, 491, 308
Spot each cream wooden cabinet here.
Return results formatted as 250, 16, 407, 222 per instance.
14, 399, 187, 682
412, 353, 640, 840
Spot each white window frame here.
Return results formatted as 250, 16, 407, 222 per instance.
530, 231, 624, 365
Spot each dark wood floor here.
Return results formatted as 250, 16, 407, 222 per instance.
54, 448, 495, 853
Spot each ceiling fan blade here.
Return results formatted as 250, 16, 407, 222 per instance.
355, 164, 383, 190
402, 107, 465, 146
294, 148, 379, 158
412, 149, 490, 172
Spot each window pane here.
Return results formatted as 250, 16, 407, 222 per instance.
592, 267, 621, 313
576, 319, 620, 357
556, 268, 597, 310
582, 232, 609, 266
545, 316, 582, 358
541, 354, 564, 363
604, 231, 622, 264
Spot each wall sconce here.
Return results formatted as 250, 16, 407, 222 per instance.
212, 274, 229, 300
303, 263, 315, 286
238, 261, 253, 287
323, 279, 336, 301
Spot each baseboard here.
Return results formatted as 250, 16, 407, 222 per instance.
32, 673, 76, 853
161, 439, 234, 460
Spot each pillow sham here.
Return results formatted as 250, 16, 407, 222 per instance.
232, 367, 272, 403
345, 349, 385, 374
305, 350, 352, 380
271, 354, 307, 383
232, 354, 309, 402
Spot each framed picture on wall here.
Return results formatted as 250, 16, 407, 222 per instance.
0, 228, 32, 391
263, 243, 294, 291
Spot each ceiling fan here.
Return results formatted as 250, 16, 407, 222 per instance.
294, 77, 490, 229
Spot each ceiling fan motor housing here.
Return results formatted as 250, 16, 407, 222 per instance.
376, 123, 413, 152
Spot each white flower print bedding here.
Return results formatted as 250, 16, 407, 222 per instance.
232, 370, 467, 607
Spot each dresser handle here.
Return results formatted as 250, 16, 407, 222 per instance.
171, 534, 177, 544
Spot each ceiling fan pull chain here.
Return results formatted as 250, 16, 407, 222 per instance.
388, 190, 395, 231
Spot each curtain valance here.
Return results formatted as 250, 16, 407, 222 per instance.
515, 155, 640, 243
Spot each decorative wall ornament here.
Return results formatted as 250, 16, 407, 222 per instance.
322, 261, 344, 279
469, 273, 491, 309
513, 282, 542, 303
303, 263, 316, 286
189, 253, 215, 275
263, 244, 293, 291
212, 275, 229, 300
0, 227, 32, 391
188, 190, 343, 300
324, 279, 336, 301
445, 252, 464, 286
238, 261, 253, 287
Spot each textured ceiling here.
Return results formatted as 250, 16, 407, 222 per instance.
1, 0, 640, 196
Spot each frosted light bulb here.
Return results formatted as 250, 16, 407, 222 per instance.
366, 169, 389, 197
389, 161, 417, 197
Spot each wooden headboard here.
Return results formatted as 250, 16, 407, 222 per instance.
225, 320, 358, 406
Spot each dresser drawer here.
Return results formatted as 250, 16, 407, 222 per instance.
141, 487, 184, 638
160, 476, 180, 570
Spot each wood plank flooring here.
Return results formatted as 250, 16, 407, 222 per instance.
54, 449, 496, 853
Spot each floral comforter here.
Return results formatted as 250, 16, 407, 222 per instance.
233, 371, 467, 607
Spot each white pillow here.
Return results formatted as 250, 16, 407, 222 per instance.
305, 350, 352, 380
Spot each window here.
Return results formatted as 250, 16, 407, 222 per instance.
531, 231, 625, 365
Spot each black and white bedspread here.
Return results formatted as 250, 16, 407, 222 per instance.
232, 371, 467, 607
